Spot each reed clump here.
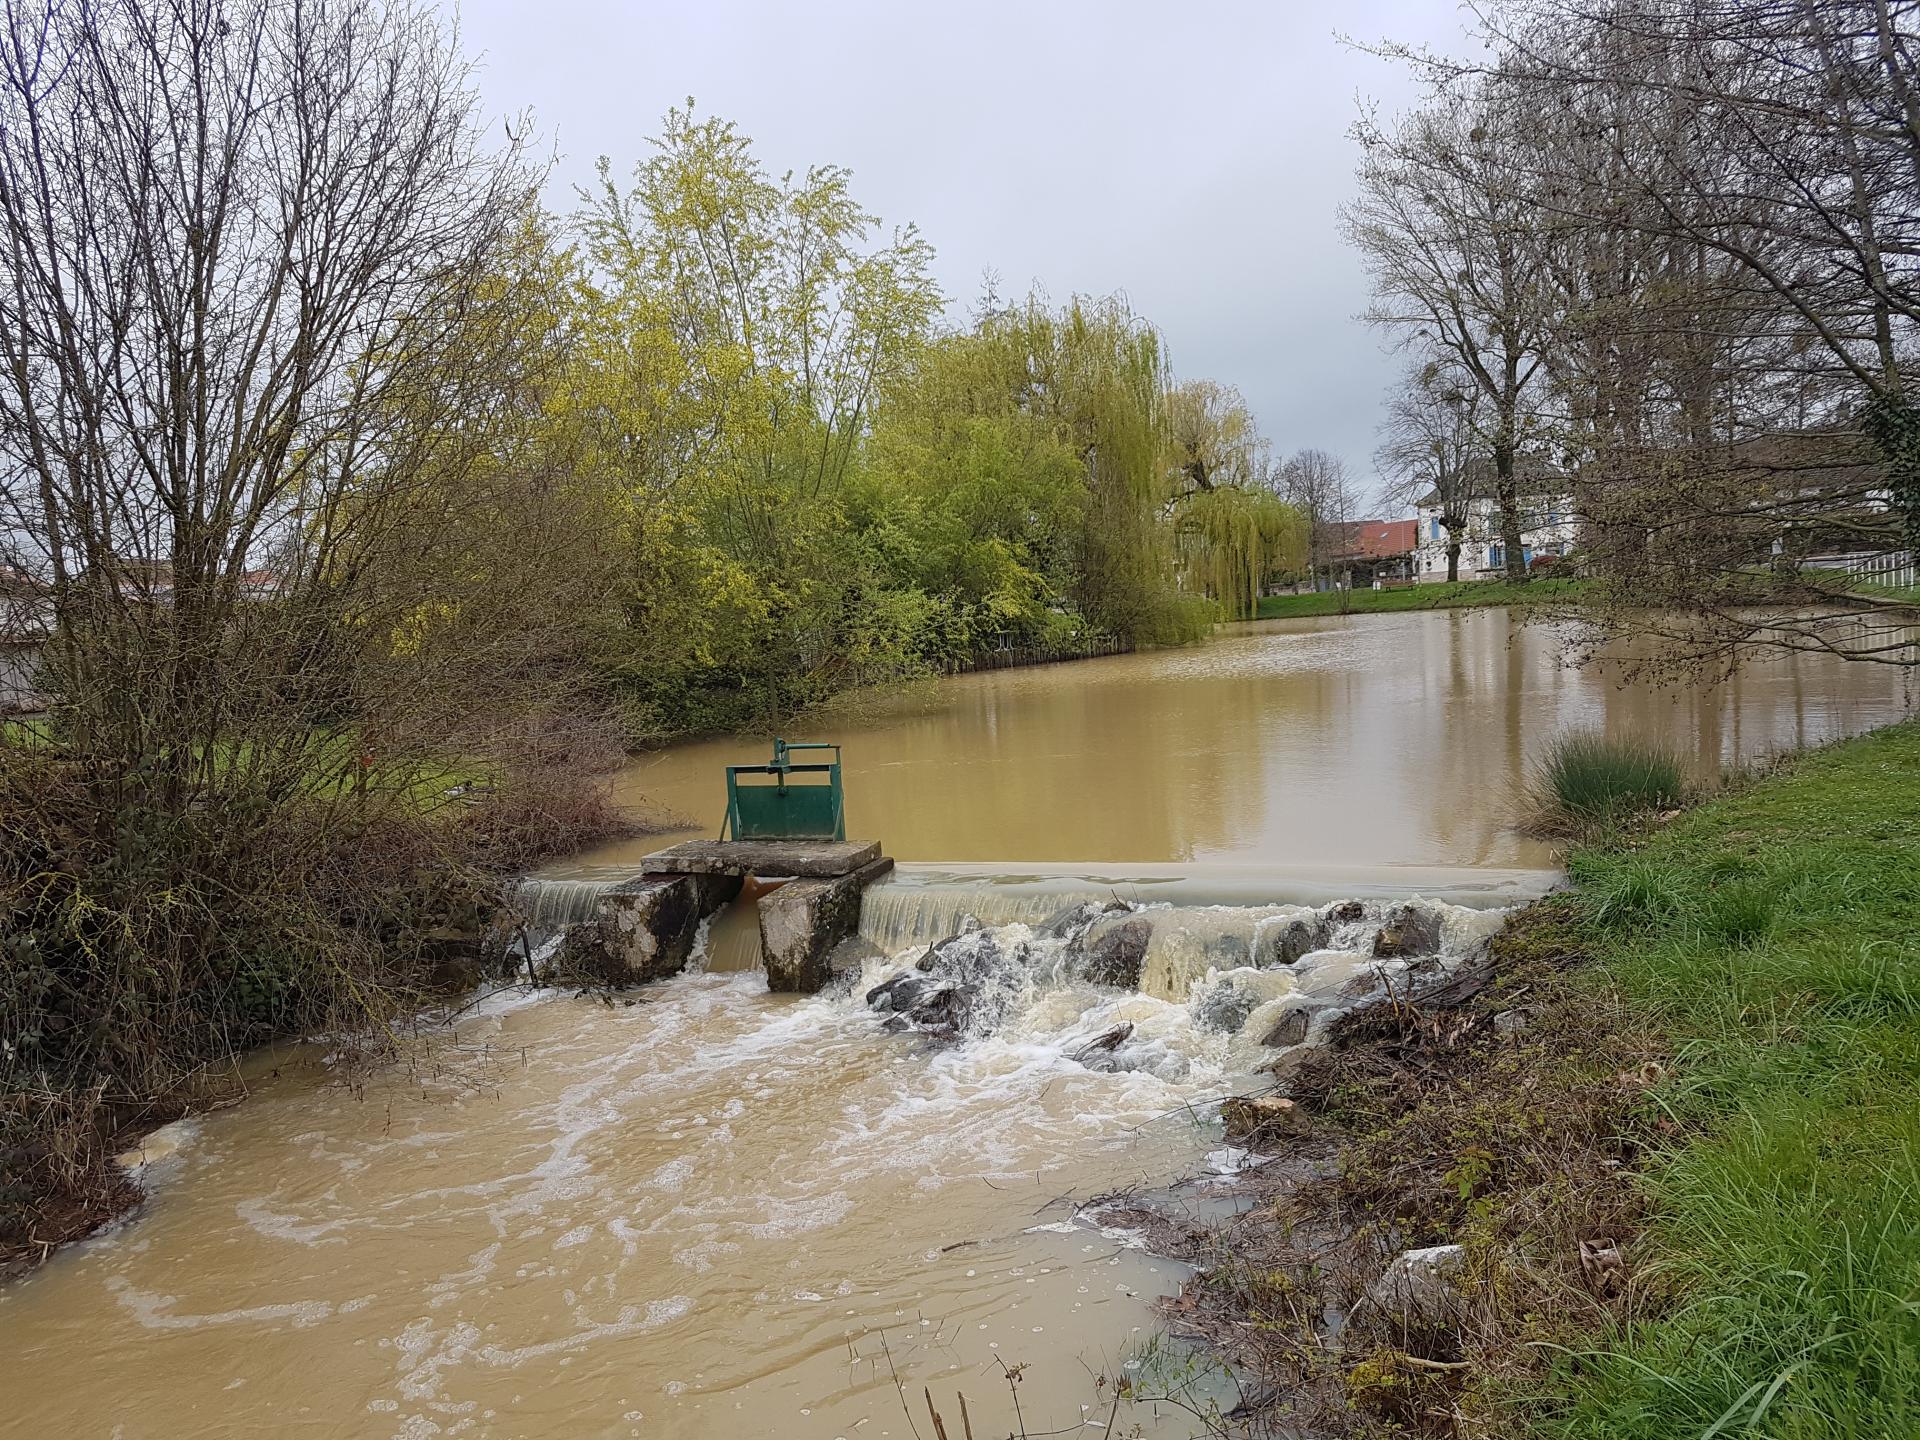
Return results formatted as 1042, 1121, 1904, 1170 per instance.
1521, 730, 1686, 836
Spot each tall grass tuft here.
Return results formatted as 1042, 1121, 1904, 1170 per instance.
1524, 729, 1686, 836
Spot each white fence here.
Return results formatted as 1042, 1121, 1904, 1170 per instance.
1805, 549, 1917, 591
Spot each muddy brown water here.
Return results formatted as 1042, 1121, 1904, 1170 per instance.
587, 608, 1913, 873
1, 609, 1909, 1439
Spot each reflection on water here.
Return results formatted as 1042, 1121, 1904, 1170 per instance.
0, 607, 1909, 1439
585, 608, 1914, 872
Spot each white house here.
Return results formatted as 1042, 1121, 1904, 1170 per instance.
0, 566, 52, 713
1413, 486, 1579, 582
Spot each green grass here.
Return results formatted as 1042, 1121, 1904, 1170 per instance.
0, 715, 51, 744
1526, 730, 1686, 832
1533, 721, 1920, 1438
0, 717, 484, 810
1249, 576, 1593, 620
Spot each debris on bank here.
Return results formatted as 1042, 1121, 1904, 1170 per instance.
1115, 896, 1664, 1437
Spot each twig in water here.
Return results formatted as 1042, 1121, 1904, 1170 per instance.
995, 1356, 1030, 1439
924, 1388, 950, 1440
880, 1332, 925, 1440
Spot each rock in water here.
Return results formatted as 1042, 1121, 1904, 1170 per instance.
1038, 898, 1129, 940
916, 927, 1003, 984
865, 972, 927, 1012
1259, 1007, 1312, 1047
877, 923, 1036, 1039
1192, 975, 1263, 1034
1255, 916, 1328, 968
1077, 916, 1154, 988
1372, 903, 1442, 958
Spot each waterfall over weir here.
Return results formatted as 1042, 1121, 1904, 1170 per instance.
856, 862, 1556, 953
509, 861, 1559, 975
506, 874, 630, 930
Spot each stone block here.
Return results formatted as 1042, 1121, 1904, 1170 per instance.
758, 858, 892, 993
562, 872, 741, 985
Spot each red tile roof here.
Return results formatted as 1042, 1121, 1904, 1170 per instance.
1333, 519, 1418, 560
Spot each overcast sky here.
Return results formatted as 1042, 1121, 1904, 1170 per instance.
451, 1, 1475, 515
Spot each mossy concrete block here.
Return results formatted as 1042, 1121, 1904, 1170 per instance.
563, 872, 741, 985
759, 858, 893, 993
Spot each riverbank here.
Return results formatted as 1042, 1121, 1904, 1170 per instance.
1172, 717, 1920, 1436
0, 751, 645, 1285
1251, 577, 1592, 620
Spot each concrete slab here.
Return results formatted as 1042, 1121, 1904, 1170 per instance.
557, 872, 742, 985
757, 856, 895, 993
639, 838, 882, 879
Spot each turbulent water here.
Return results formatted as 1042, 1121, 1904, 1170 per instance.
2, 892, 1504, 1439
3, 607, 1910, 1437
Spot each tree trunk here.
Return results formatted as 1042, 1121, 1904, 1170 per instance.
1446, 541, 1460, 583
1494, 438, 1528, 584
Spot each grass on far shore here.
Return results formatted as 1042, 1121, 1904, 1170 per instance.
1250, 575, 1593, 620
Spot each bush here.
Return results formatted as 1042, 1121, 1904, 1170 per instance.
0, 718, 635, 1270
1525, 730, 1686, 835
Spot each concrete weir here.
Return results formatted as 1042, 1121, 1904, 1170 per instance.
574, 839, 893, 993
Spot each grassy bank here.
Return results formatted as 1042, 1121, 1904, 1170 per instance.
1525, 721, 1920, 1436
1179, 719, 1920, 1436
1250, 577, 1592, 621
0, 729, 640, 1282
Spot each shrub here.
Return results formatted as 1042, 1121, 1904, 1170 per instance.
0, 720, 634, 1270
1525, 729, 1686, 836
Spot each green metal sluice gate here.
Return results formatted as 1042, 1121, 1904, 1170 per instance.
722, 739, 846, 842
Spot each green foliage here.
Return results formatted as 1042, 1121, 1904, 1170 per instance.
556, 114, 1274, 737
1862, 391, 1920, 553
1177, 485, 1308, 619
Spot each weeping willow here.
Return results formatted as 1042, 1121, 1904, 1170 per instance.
975, 295, 1211, 645
1177, 486, 1309, 620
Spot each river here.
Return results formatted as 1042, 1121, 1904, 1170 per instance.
1, 609, 1910, 1439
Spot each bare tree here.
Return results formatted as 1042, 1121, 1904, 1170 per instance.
1345, 86, 1559, 583
1370, 0, 1920, 665
1280, 447, 1361, 594
1377, 360, 1486, 581
0, 0, 624, 1238
0, 0, 598, 789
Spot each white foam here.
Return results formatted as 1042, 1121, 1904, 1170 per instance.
107, 1277, 333, 1331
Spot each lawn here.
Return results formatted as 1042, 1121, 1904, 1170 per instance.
1250, 576, 1593, 620
0, 716, 485, 811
